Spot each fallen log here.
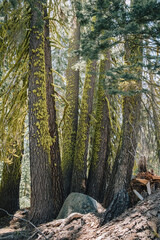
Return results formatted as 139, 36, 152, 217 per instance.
129, 171, 160, 206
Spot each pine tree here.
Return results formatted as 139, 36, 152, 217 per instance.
44, 7, 64, 216
62, 16, 80, 198
0, 143, 23, 217
87, 51, 111, 202
28, 0, 55, 223
103, 35, 142, 222
71, 59, 97, 193
150, 75, 160, 163
0, 0, 28, 217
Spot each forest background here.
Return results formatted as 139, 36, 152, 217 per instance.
0, 0, 160, 224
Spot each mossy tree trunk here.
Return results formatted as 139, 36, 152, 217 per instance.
44, 8, 64, 217
149, 74, 160, 163
71, 59, 97, 193
87, 51, 111, 203
103, 36, 142, 223
0, 147, 22, 218
28, 1, 54, 224
152, 104, 160, 162
103, 94, 141, 222
62, 17, 80, 198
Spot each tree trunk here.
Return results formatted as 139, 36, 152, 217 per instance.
150, 75, 160, 163
62, 17, 80, 198
103, 94, 141, 222
152, 104, 160, 162
103, 36, 142, 223
28, 1, 54, 224
0, 151, 22, 218
87, 51, 111, 202
44, 8, 64, 218
71, 59, 97, 193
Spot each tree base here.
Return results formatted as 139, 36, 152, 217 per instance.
102, 189, 130, 225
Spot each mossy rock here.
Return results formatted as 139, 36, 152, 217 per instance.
57, 192, 99, 219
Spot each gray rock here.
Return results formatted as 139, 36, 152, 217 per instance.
57, 192, 99, 219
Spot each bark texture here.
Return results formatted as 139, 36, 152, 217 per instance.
87, 52, 111, 202
62, 17, 80, 198
28, 1, 54, 224
71, 60, 97, 193
152, 105, 160, 162
103, 93, 141, 222
100, 189, 160, 239
0, 153, 22, 218
44, 8, 64, 217
150, 79, 160, 163
103, 36, 142, 223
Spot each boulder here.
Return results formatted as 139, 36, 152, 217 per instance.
57, 192, 103, 219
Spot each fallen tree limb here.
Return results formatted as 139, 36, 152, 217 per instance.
146, 181, 151, 195
0, 208, 48, 240
133, 189, 144, 200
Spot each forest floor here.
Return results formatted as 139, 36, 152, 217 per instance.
0, 189, 160, 240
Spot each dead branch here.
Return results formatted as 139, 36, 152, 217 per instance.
0, 208, 48, 240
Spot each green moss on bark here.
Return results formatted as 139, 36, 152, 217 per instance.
71, 59, 97, 193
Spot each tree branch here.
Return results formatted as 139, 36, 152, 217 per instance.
0, 208, 48, 240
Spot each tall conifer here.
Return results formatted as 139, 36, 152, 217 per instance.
28, 0, 55, 223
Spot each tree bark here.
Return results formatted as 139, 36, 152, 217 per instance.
44, 8, 64, 218
103, 93, 141, 222
28, 1, 54, 224
62, 17, 80, 198
87, 51, 111, 202
152, 104, 160, 162
150, 75, 160, 163
71, 59, 97, 193
0, 150, 22, 218
103, 36, 142, 223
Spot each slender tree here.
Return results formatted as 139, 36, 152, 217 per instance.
62, 16, 80, 198
0, 0, 29, 217
71, 59, 97, 193
103, 35, 142, 222
0, 144, 23, 217
87, 51, 111, 202
150, 75, 160, 163
44, 8, 64, 216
